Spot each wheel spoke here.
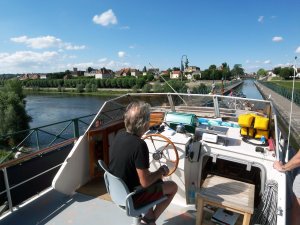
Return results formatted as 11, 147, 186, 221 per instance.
148, 136, 157, 151
161, 142, 170, 151
143, 133, 178, 176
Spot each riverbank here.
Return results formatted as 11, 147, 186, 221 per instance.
23, 80, 237, 96
24, 87, 128, 96
255, 81, 300, 149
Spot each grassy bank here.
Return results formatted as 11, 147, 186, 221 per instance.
268, 80, 300, 90
24, 87, 129, 96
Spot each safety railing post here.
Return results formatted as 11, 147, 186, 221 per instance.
3, 168, 13, 212
73, 119, 79, 138
35, 129, 40, 151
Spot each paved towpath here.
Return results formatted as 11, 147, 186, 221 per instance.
255, 81, 300, 149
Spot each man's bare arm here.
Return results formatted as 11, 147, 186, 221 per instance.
274, 149, 300, 172
136, 167, 166, 188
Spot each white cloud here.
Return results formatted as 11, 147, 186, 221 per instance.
11, 35, 61, 49
63, 57, 132, 72
258, 16, 264, 23
0, 51, 59, 73
118, 51, 126, 58
296, 46, 300, 53
97, 57, 131, 70
98, 58, 108, 62
129, 44, 136, 49
0, 51, 58, 64
64, 43, 86, 50
272, 36, 283, 42
275, 62, 293, 68
264, 60, 271, 64
245, 60, 250, 64
65, 62, 95, 71
120, 26, 130, 30
10, 35, 86, 50
93, 9, 117, 26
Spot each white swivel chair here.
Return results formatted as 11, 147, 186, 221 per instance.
98, 160, 167, 225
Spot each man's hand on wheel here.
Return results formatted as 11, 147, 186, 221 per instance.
159, 165, 169, 176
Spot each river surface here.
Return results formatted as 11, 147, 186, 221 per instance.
233, 79, 263, 100
25, 94, 111, 128
25, 80, 263, 129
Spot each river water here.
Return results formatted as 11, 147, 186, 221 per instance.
233, 79, 263, 100
25, 94, 111, 129
25, 80, 263, 129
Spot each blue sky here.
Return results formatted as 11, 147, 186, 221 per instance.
0, 0, 299, 74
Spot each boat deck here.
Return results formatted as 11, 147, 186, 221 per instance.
0, 188, 197, 225
0, 178, 247, 225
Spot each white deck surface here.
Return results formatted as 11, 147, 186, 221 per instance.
0, 189, 196, 225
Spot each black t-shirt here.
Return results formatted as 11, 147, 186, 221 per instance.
109, 131, 149, 192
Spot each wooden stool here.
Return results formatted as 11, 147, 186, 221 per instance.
196, 175, 254, 225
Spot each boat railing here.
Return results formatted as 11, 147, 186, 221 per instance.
0, 93, 277, 218
110, 93, 272, 118
0, 138, 75, 216
0, 113, 96, 164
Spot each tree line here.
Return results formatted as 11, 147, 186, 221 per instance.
257, 66, 297, 79
0, 80, 31, 153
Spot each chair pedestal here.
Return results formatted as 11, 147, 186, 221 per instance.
132, 216, 141, 225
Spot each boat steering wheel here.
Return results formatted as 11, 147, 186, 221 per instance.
142, 133, 179, 176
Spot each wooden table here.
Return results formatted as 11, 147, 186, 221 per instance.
196, 175, 254, 225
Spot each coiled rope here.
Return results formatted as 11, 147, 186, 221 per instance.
251, 180, 278, 225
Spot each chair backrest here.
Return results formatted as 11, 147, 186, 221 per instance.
98, 160, 168, 220
98, 160, 130, 207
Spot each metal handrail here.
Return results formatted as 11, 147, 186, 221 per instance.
0, 138, 75, 213
258, 80, 300, 106
0, 138, 76, 170
0, 113, 96, 164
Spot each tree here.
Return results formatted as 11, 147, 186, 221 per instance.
91, 84, 98, 92
136, 78, 145, 89
142, 66, 147, 73
221, 62, 231, 80
152, 82, 164, 93
194, 74, 201, 80
76, 83, 84, 93
4, 79, 25, 100
65, 70, 71, 76
273, 67, 281, 75
146, 74, 154, 82
279, 67, 293, 80
201, 70, 210, 80
0, 80, 31, 146
126, 78, 135, 88
142, 84, 152, 93
116, 78, 123, 88
231, 64, 244, 78
209, 65, 217, 70
257, 68, 267, 77
85, 83, 92, 92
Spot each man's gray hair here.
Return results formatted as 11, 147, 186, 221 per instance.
124, 101, 150, 136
